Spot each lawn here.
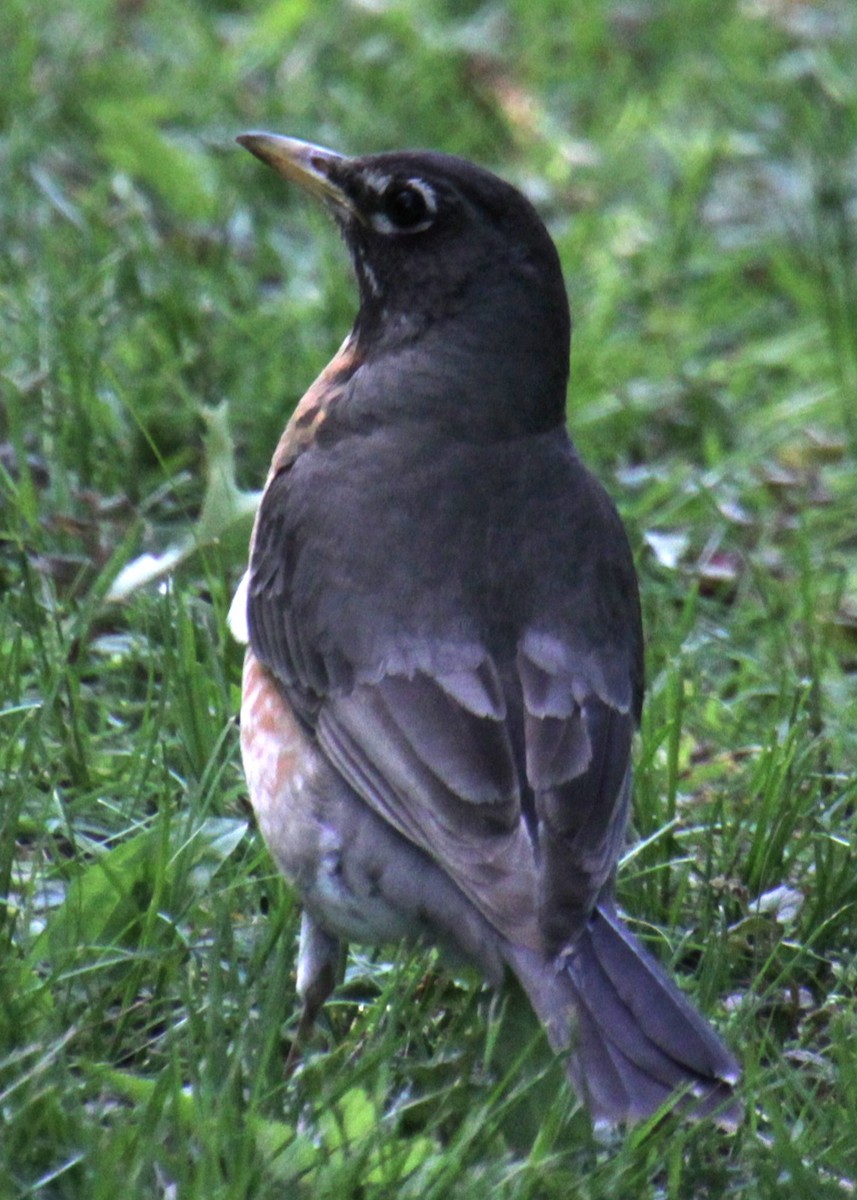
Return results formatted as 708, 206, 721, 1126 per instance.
2, 0, 856, 1196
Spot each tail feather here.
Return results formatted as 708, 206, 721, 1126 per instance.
569, 922, 715, 1088
571, 1011, 685, 1124
507, 903, 741, 1128
584, 905, 739, 1083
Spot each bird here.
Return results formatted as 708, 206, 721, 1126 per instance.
228, 131, 741, 1129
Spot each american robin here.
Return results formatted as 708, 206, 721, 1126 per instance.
228, 132, 740, 1128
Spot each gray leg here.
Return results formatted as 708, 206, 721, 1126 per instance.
286, 911, 343, 1071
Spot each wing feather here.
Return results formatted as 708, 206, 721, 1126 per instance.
245, 457, 640, 956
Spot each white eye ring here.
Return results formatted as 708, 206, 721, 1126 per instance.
369, 178, 437, 235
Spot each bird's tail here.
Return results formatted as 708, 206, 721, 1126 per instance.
507, 904, 741, 1128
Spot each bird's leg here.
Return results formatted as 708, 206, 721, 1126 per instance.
285, 910, 343, 1074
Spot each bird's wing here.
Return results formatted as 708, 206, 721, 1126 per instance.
316, 667, 543, 947
246, 461, 638, 952
515, 629, 636, 949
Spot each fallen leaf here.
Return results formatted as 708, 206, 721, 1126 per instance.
107, 402, 261, 602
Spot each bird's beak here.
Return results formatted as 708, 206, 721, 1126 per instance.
237, 132, 359, 219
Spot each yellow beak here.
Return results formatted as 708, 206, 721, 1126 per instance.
237, 132, 358, 217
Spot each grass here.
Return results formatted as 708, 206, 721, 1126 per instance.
2, 0, 857, 1195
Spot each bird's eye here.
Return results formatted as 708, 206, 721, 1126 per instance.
378, 181, 435, 231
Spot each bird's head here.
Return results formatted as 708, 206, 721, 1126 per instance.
238, 133, 572, 435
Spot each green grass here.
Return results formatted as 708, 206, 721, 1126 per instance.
2, 0, 857, 1195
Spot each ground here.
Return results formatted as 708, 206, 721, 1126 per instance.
2, 0, 856, 1195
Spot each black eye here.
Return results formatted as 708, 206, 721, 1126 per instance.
382, 182, 431, 229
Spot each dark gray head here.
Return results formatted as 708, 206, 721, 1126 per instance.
239, 134, 572, 435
